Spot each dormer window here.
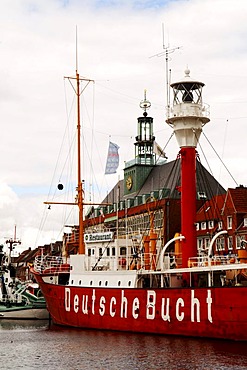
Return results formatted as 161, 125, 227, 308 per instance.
201, 222, 207, 230
218, 221, 223, 230
198, 191, 207, 200
208, 220, 214, 229
227, 216, 232, 229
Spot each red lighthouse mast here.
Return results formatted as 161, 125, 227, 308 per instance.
167, 68, 210, 274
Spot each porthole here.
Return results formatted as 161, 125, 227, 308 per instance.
71, 280, 74, 284
105, 281, 108, 286
118, 281, 121, 286
128, 281, 131, 287
79, 280, 81, 285
99, 281, 102, 286
90, 281, 93, 286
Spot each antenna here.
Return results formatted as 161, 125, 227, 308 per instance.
162, 23, 166, 49
76, 25, 78, 72
150, 23, 181, 118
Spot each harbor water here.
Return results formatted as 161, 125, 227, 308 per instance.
0, 320, 247, 369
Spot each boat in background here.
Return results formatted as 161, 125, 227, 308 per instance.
31, 67, 247, 340
0, 244, 49, 319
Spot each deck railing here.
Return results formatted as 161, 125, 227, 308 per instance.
34, 255, 70, 274
188, 255, 238, 268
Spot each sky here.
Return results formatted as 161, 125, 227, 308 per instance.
1, 0, 247, 254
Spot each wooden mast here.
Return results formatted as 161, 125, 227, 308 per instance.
44, 69, 104, 255
44, 37, 97, 254
76, 70, 85, 255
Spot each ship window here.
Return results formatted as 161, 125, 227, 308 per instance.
128, 281, 131, 287
112, 247, 116, 256
88, 248, 91, 256
105, 281, 108, 286
79, 280, 81, 285
90, 281, 93, 286
107, 247, 110, 256
120, 247, 126, 256
118, 281, 121, 286
71, 280, 74, 284
99, 281, 102, 286
99, 248, 103, 257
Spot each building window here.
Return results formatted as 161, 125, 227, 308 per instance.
236, 235, 244, 249
201, 222, 207, 230
216, 238, 225, 251
228, 236, 233, 251
218, 221, 223, 230
208, 220, 214, 229
204, 238, 210, 250
244, 218, 247, 227
197, 238, 203, 251
195, 223, 199, 231
227, 216, 232, 229
198, 191, 207, 200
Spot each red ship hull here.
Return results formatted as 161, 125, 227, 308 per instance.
33, 272, 247, 341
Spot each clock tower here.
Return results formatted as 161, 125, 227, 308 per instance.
124, 91, 156, 196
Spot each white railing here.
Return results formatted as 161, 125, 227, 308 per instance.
34, 255, 70, 273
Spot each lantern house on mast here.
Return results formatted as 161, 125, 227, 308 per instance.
166, 68, 210, 271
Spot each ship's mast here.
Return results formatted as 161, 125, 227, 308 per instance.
73, 71, 95, 254
76, 70, 84, 255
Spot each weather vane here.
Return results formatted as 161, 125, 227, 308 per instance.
140, 89, 151, 116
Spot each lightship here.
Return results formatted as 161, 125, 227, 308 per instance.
32, 67, 247, 341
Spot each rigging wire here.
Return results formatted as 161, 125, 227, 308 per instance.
202, 131, 238, 186
35, 79, 79, 247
